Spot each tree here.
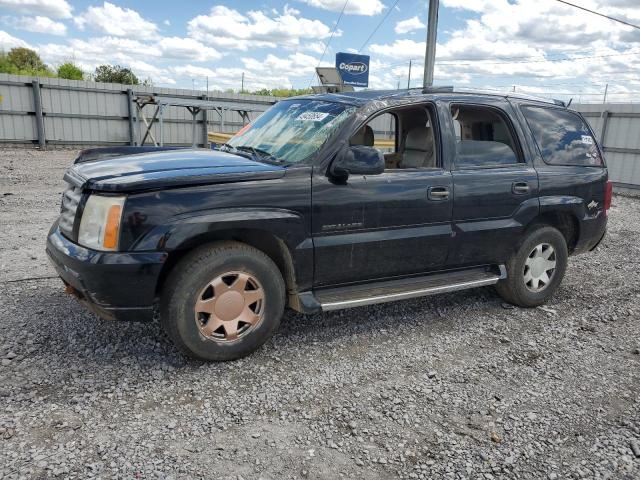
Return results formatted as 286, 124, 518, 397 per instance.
93, 64, 139, 85
0, 47, 53, 76
250, 87, 313, 98
7, 47, 47, 71
57, 62, 84, 80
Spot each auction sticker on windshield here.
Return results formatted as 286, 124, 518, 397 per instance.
296, 112, 330, 122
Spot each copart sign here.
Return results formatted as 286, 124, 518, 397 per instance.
336, 52, 370, 88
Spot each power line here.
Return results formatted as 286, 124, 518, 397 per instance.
308, 0, 349, 88
317, 0, 348, 67
358, 0, 401, 53
554, 0, 640, 30
373, 48, 640, 72
437, 50, 640, 66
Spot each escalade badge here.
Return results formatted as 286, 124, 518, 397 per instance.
587, 200, 598, 210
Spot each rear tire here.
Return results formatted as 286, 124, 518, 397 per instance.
161, 241, 285, 361
496, 226, 568, 307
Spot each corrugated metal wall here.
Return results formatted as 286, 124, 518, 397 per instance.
0, 75, 638, 188
0, 74, 276, 146
573, 103, 640, 190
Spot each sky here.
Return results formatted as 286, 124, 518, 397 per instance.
0, 0, 639, 102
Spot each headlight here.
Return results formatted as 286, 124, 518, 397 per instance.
78, 195, 125, 251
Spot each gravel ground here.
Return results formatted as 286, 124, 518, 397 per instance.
0, 147, 639, 479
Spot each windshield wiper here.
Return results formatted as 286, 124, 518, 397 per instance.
234, 145, 287, 165
212, 142, 256, 160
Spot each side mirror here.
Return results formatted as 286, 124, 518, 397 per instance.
331, 145, 385, 179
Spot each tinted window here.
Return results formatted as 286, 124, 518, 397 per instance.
451, 105, 521, 167
521, 106, 603, 166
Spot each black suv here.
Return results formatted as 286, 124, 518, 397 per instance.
46, 88, 610, 361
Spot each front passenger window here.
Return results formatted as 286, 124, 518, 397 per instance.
451, 105, 521, 167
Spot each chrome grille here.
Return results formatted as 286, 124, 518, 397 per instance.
59, 185, 82, 238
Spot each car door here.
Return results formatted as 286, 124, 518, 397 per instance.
447, 100, 540, 267
312, 103, 454, 287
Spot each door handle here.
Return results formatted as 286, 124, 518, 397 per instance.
428, 186, 450, 201
512, 182, 530, 195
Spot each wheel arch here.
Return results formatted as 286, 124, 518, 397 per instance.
155, 228, 298, 303
526, 210, 580, 254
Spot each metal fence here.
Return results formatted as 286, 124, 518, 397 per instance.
0, 74, 638, 189
572, 103, 640, 191
0, 74, 276, 147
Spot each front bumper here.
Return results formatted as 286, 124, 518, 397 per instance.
46, 223, 167, 322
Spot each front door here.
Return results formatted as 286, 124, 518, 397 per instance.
312, 170, 453, 286
312, 103, 453, 287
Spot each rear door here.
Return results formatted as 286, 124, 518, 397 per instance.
447, 100, 539, 267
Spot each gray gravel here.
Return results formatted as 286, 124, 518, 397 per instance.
1, 147, 639, 479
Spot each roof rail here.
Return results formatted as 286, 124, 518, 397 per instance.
418, 85, 562, 106
421, 85, 454, 94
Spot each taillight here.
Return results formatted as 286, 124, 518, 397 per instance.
604, 181, 612, 215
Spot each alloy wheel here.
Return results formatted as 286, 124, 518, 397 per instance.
523, 243, 557, 292
194, 271, 265, 342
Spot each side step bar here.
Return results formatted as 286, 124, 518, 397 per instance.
296, 265, 506, 313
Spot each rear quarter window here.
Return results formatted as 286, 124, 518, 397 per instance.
521, 106, 603, 166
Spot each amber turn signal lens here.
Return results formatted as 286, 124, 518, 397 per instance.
103, 204, 122, 249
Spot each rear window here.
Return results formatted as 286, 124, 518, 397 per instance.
521, 106, 603, 166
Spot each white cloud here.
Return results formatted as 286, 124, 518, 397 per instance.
298, 0, 386, 16
241, 52, 321, 77
369, 39, 425, 59
3, 15, 67, 36
394, 16, 425, 34
441, 0, 502, 13
0, 30, 30, 49
158, 37, 221, 62
441, 0, 640, 50
301, 41, 327, 55
38, 36, 161, 72
0, 0, 72, 18
74, 2, 158, 40
370, 0, 640, 92
187, 5, 335, 51
171, 64, 293, 91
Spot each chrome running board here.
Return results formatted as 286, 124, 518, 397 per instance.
312, 265, 506, 312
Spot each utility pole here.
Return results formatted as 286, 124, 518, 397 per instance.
422, 0, 439, 88
407, 59, 412, 89
241, 72, 245, 94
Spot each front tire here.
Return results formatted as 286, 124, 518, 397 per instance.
496, 226, 568, 307
161, 241, 285, 361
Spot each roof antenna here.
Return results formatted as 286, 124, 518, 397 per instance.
566, 98, 573, 108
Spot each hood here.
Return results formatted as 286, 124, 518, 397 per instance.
63, 149, 285, 192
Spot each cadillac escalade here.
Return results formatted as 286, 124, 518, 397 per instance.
46, 88, 610, 361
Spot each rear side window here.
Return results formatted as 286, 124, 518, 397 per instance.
451, 104, 522, 167
521, 106, 603, 166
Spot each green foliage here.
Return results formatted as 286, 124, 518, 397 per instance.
249, 87, 313, 98
272, 88, 313, 97
8, 47, 47, 71
0, 48, 54, 77
57, 62, 84, 80
93, 64, 139, 85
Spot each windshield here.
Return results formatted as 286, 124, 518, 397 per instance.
227, 99, 355, 164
